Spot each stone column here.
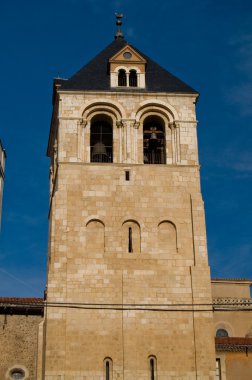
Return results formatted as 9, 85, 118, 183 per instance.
77, 118, 87, 162
116, 120, 125, 163
133, 121, 140, 163
174, 121, 181, 164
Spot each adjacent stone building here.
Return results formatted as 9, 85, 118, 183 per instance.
212, 279, 252, 379
0, 298, 43, 380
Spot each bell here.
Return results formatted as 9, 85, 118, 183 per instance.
92, 141, 107, 155
92, 141, 107, 158
149, 128, 158, 149
150, 131, 158, 141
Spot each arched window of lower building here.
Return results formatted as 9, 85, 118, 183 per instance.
129, 69, 137, 87
7, 366, 29, 380
90, 115, 113, 163
104, 357, 113, 380
148, 356, 157, 380
118, 69, 127, 86
216, 328, 229, 337
10, 369, 25, 380
143, 116, 166, 164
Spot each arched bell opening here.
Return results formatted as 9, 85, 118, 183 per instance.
143, 116, 166, 164
90, 115, 113, 163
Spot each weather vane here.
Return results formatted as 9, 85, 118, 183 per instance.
115, 13, 124, 39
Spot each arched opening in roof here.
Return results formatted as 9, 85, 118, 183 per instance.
129, 69, 137, 87
118, 69, 127, 86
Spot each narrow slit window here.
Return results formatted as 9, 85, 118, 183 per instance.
104, 358, 112, 380
125, 170, 130, 181
106, 360, 110, 380
150, 358, 154, 380
128, 227, 133, 253
149, 357, 156, 380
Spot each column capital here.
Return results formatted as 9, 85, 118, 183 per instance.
116, 120, 126, 128
79, 118, 87, 127
169, 121, 181, 128
133, 121, 140, 129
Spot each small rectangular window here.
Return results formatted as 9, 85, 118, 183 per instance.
125, 171, 130, 181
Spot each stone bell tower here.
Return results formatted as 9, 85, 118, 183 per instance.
41, 16, 216, 380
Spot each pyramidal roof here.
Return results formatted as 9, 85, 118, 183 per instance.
56, 38, 197, 94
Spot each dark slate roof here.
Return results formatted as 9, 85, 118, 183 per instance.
57, 38, 197, 94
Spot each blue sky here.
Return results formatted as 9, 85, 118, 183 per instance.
0, 0, 251, 297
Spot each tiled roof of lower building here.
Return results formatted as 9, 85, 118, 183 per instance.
215, 337, 252, 352
0, 297, 44, 316
0, 297, 43, 304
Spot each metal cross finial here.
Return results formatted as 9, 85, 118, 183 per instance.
115, 13, 124, 39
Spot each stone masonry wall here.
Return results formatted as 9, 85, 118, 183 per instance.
0, 314, 42, 380
43, 90, 216, 379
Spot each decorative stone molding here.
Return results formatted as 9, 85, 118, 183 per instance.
135, 99, 179, 122
81, 99, 126, 120
213, 297, 252, 308
215, 337, 252, 352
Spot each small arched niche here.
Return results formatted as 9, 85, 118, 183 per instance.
143, 115, 166, 164
90, 114, 113, 163
158, 221, 177, 252
122, 220, 141, 253
86, 219, 105, 253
